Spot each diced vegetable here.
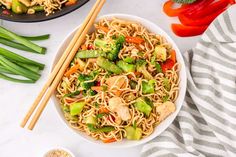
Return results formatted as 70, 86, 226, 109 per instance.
96, 57, 123, 74
76, 50, 106, 58
163, 95, 169, 102
125, 126, 142, 140
161, 59, 175, 73
65, 63, 81, 77
155, 63, 162, 73
87, 124, 115, 133
134, 97, 153, 116
70, 101, 85, 116
170, 50, 176, 63
154, 46, 167, 62
129, 80, 137, 89
85, 116, 97, 125
99, 107, 110, 114
136, 59, 153, 80
103, 138, 117, 143
12, 0, 27, 14
29, 5, 44, 12
123, 57, 135, 64
117, 60, 135, 72
65, 0, 77, 6
97, 26, 110, 33
125, 36, 144, 44
142, 80, 156, 94
163, 78, 171, 91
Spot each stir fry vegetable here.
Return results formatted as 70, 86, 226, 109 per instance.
134, 97, 153, 116
97, 57, 123, 74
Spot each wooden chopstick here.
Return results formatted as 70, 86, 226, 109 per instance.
20, 0, 106, 130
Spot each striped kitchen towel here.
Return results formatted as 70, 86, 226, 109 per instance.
141, 7, 236, 157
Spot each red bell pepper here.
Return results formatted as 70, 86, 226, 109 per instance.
179, 8, 226, 26
229, 0, 235, 4
163, 0, 190, 17
171, 24, 208, 37
184, 0, 230, 18
161, 59, 175, 73
183, 0, 215, 15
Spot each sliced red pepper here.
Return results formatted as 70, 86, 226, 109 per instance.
103, 138, 117, 143
161, 59, 175, 73
229, 0, 235, 4
125, 36, 144, 44
184, 0, 230, 18
183, 0, 215, 15
163, 0, 189, 17
179, 8, 226, 26
171, 24, 208, 37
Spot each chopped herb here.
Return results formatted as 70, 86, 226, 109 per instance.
94, 102, 99, 108
163, 77, 170, 91
155, 63, 162, 73
133, 121, 137, 129
63, 90, 81, 98
96, 113, 106, 119
87, 124, 115, 133
163, 95, 169, 102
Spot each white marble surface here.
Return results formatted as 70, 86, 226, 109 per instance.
0, 0, 199, 157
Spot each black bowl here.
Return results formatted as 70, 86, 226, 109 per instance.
0, 0, 89, 22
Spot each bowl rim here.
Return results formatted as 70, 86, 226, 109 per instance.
51, 13, 187, 148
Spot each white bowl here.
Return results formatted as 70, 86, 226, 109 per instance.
51, 14, 187, 148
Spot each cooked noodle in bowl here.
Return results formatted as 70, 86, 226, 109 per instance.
52, 14, 186, 147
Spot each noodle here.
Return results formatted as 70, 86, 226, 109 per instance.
56, 18, 180, 142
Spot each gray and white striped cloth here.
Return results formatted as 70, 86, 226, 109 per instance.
141, 8, 236, 157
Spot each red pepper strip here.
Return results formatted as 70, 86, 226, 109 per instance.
163, 1, 189, 17
161, 59, 175, 73
183, 0, 215, 16
229, 0, 236, 4
171, 24, 208, 37
179, 8, 226, 26
184, 0, 230, 18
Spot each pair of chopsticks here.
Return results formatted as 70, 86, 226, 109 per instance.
20, 0, 106, 130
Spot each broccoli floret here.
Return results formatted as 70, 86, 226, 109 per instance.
136, 60, 153, 80
117, 60, 135, 72
94, 35, 125, 61
78, 74, 95, 90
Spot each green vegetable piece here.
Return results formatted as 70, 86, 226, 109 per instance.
0, 47, 44, 69
12, 0, 27, 14
163, 78, 170, 91
76, 50, 106, 58
136, 59, 153, 80
62, 105, 70, 113
0, 72, 35, 83
125, 126, 142, 140
94, 39, 108, 48
173, 0, 197, 4
117, 60, 135, 72
155, 63, 162, 73
142, 79, 156, 94
0, 26, 45, 54
78, 74, 95, 90
94, 35, 125, 61
123, 57, 135, 64
16, 62, 40, 73
0, 55, 40, 81
87, 124, 115, 133
85, 116, 97, 125
0, 65, 17, 75
163, 95, 169, 102
129, 80, 137, 89
63, 90, 81, 98
21, 34, 50, 41
29, 5, 44, 12
96, 57, 123, 74
134, 97, 153, 116
88, 89, 97, 96
70, 101, 85, 116
0, 37, 40, 53
96, 113, 106, 119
